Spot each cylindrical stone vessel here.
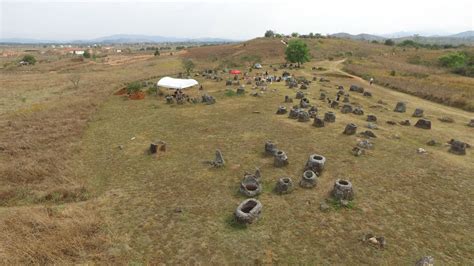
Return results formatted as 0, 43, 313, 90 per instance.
234, 198, 262, 224
332, 179, 354, 200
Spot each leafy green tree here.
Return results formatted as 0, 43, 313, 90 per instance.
285, 39, 310, 67
154, 50, 160, 56
384, 39, 395, 46
83, 50, 91, 58
291, 32, 299, 38
182, 58, 195, 75
264, 30, 275, 38
21, 54, 36, 65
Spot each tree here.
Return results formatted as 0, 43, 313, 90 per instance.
384, 39, 395, 46
291, 32, 299, 38
309, 32, 314, 38
21, 54, 36, 65
264, 30, 275, 38
83, 50, 91, 58
285, 39, 310, 67
182, 58, 195, 75
154, 50, 160, 56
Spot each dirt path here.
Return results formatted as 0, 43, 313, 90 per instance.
310, 59, 473, 120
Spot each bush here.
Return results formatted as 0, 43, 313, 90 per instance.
384, 39, 395, 46
83, 50, 91, 58
182, 58, 195, 75
264, 30, 275, 38
398, 40, 418, 48
147, 86, 158, 95
446, 51, 474, 77
21, 54, 36, 65
390, 70, 396, 76
439, 52, 467, 68
127, 82, 142, 94
224, 90, 236, 97
154, 50, 160, 56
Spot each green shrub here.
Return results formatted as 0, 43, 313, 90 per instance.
390, 70, 396, 76
224, 90, 236, 97
83, 50, 91, 58
182, 58, 195, 75
21, 54, 36, 65
264, 30, 275, 38
398, 40, 419, 48
147, 86, 158, 95
127, 82, 142, 94
384, 39, 395, 46
439, 52, 467, 68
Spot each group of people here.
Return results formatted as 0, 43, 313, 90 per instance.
171, 89, 190, 104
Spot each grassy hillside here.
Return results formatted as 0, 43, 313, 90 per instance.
1, 39, 473, 264
187, 38, 474, 111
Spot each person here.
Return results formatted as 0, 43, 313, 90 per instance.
370, 77, 374, 85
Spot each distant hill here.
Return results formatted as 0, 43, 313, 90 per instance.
447, 31, 474, 38
0, 34, 236, 44
330, 33, 385, 41
329, 31, 474, 45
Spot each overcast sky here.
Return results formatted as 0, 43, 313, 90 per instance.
1, 0, 473, 40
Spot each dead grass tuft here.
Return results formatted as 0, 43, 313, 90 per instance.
0, 204, 106, 264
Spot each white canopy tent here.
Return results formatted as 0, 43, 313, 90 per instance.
157, 77, 199, 90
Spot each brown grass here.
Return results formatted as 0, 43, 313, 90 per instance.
0, 52, 181, 263
1, 39, 473, 264
79, 60, 473, 264
0, 204, 106, 264
341, 46, 474, 111
187, 38, 474, 111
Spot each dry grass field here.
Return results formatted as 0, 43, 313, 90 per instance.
187, 38, 474, 111
0, 38, 473, 264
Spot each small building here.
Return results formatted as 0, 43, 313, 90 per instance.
69, 50, 85, 55
116, 49, 122, 53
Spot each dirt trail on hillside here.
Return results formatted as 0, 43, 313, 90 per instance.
314, 59, 473, 119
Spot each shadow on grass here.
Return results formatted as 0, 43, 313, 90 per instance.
225, 214, 248, 230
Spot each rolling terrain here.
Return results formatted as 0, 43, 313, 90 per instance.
0, 38, 473, 264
